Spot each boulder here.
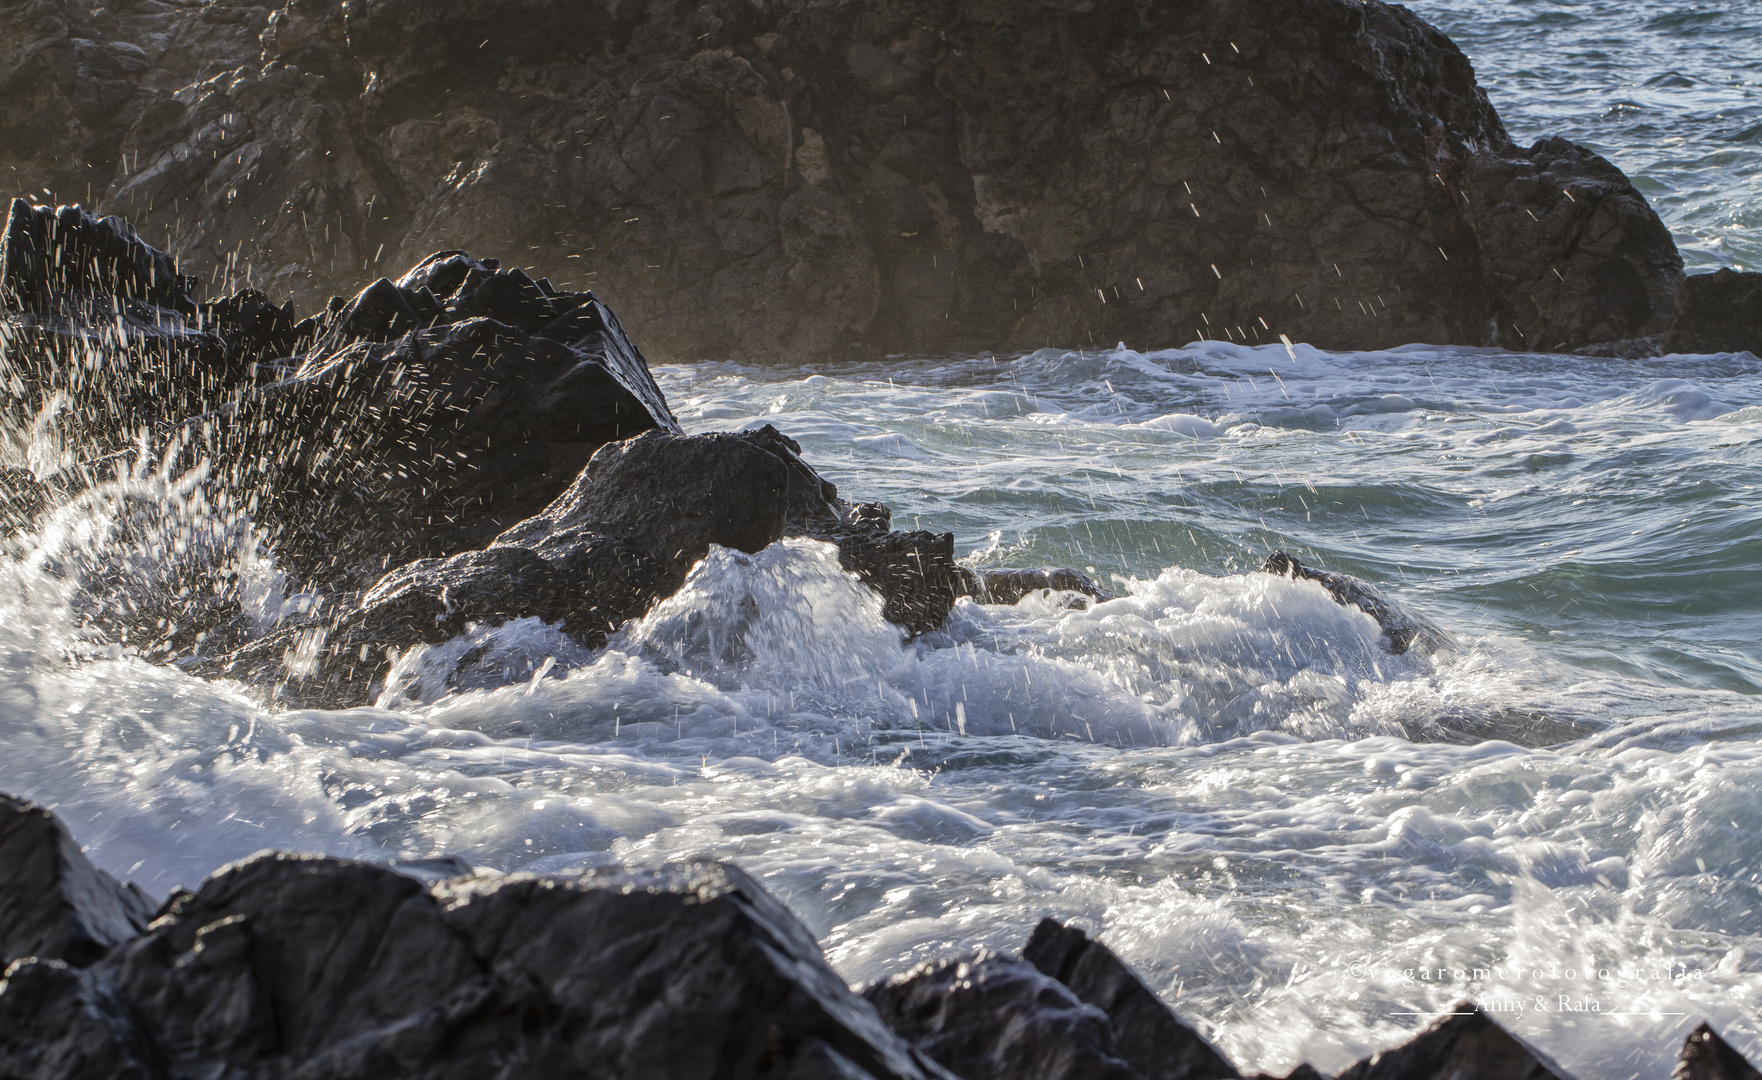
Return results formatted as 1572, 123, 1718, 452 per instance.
1261, 551, 1446, 656
1663, 270, 1762, 356
1, 0, 1684, 361
0, 838, 952, 1080
864, 951, 1145, 1080
1334, 1005, 1572, 1080
1675, 1024, 1762, 1080
1023, 919, 1238, 1080
206, 250, 684, 592
0, 794, 155, 968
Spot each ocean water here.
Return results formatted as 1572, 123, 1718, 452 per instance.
4, 5, 1762, 1079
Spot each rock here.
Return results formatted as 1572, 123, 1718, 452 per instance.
1260, 551, 1446, 656
736, 423, 980, 634
1023, 919, 1238, 1080
1334, 1005, 1572, 1080
0, 197, 196, 315
1663, 269, 1762, 355
864, 951, 1145, 1080
0, 202, 683, 596
0, 835, 952, 1080
0, 794, 155, 968
199, 423, 989, 707
979, 568, 1115, 608
2, 0, 1682, 361
213, 250, 684, 592
1457, 136, 1682, 352
1676, 1023, 1762, 1080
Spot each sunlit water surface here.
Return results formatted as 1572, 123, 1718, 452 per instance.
4, 5, 1762, 1078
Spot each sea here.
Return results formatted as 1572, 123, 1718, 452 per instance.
2, 1, 1760, 1075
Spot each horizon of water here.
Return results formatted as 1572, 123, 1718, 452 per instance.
3, 2, 1762, 1078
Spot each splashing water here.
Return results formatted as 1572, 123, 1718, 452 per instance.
5, 336, 1762, 1076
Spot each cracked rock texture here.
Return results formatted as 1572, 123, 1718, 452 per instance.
2, 0, 1682, 361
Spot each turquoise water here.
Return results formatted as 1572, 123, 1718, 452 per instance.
3, 4, 1761, 1077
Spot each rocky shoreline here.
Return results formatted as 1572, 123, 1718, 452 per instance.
1, 793, 1755, 1079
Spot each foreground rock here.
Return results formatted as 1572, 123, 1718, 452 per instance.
865, 953, 1143, 1080
0, 794, 154, 969
1677, 1023, 1762, 1080
1, 0, 1683, 360
1334, 1005, 1570, 1079
5, 797, 1761, 1080
0, 800, 949, 1080
1023, 920, 1238, 1080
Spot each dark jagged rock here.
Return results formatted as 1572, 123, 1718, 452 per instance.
0, 794, 155, 968
1, 0, 1685, 362
0, 836, 952, 1080
980, 568, 1115, 609
0, 197, 196, 315
1664, 270, 1762, 356
864, 951, 1145, 1080
1334, 1005, 1571, 1080
1023, 919, 1238, 1080
209, 250, 684, 591
1676, 1023, 1762, 1080
1261, 550, 1446, 656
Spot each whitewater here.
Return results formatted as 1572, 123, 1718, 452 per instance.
3, 1, 1761, 1076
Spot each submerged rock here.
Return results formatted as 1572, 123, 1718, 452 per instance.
1664, 269, 1762, 356
1023, 919, 1238, 1080
1, 0, 1685, 360
1675, 1023, 1762, 1080
978, 568, 1114, 609
1334, 1005, 1572, 1080
0, 794, 155, 968
1261, 550, 1447, 656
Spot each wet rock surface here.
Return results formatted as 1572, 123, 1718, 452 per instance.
4, 797, 1761, 1080
864, 952, 1142, 1080
1677, 1023, 1762, 1080
0, 794, 154, 969
0, 799, 949, 1080
1664, 269, 1762, 356
1023, 919, 1238, 1080
0, 0, 1687, 361
1261, 550, 1447, 656
1333, 1005, 1570, 1080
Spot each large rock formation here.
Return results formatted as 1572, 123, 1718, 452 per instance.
0, 0, 1684, 361
1, 200, 1008, 706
